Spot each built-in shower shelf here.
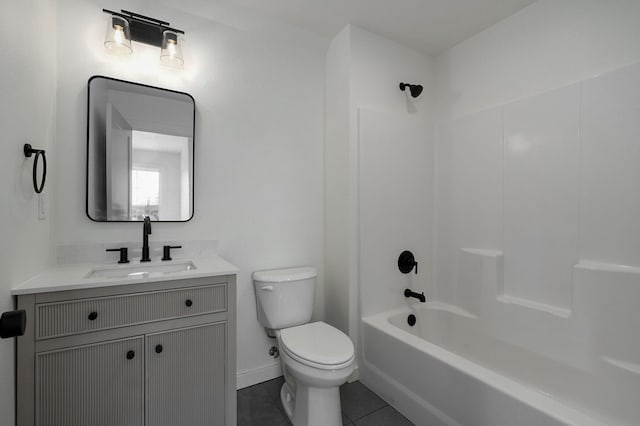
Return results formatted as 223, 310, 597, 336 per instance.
496, 294, 571, 318
602, 356, 640, 376
460, 248, 503, 257
454, 249, 640, 324
575, 261, 640, 275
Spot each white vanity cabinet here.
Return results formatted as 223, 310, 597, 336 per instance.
16, 274, 236, 426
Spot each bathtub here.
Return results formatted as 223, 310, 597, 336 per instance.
360, 304, 639, 426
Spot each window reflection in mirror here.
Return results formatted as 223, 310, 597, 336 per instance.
87, 76, 194, 222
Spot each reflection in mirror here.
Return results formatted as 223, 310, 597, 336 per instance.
87, 76, 194, 221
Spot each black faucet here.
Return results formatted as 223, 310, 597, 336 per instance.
141, 216, 152, 262
404, 289, 426, 303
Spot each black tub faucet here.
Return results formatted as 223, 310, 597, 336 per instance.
404, 289, 426, 303
141, 216, 152, 262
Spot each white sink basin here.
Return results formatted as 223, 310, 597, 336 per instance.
87, 261, 196, 279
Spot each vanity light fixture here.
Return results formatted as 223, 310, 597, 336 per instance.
102, 9, 185, 66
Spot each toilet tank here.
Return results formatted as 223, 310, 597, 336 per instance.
253, 267, 317, 330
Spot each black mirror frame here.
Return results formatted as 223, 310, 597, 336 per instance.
86, 75, 196, 222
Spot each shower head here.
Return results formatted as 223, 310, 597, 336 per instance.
399, 82, 423, 98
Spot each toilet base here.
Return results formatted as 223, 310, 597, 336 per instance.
281, 381, 342, 426
280, 382, 295, 420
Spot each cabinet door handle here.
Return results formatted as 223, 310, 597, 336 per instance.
155, 344, 163, 354
88, 312, 98, 321
185, 299, 193, 307
126, 350, 135, 360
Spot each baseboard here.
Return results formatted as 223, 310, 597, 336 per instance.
236, 361, 283, 390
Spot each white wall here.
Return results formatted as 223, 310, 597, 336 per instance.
349, 26, 435, 313
55, 0, 325, 388
359, 108, 433, 316
325, 26, 434, 371
435, 0, 640, 120
324, 27, 351, 335
0, 0, 57, 422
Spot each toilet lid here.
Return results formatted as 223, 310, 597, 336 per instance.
279, 322, 354, 367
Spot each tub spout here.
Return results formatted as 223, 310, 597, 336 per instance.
404, 289, 426, 303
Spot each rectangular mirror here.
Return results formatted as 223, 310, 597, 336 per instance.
87, 76, 194, 221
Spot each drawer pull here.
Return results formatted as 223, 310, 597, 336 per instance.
185, 299, 193, 307
126, 350, 135, 360
88, 312, 98, 321
155, 344, 163, 354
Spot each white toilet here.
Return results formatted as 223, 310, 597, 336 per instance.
253, 267, 355, 426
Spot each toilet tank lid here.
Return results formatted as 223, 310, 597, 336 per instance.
253, 266, 317, 282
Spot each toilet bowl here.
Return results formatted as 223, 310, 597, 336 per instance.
253, 267, 355, 426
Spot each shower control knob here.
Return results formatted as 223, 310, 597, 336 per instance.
398, 251, 418, 274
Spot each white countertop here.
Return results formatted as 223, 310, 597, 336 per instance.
11, 256, 239, 296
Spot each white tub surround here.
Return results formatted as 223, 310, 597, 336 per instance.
360, 249, 640, 426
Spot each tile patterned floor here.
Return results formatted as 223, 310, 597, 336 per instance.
238, 377, 414, 425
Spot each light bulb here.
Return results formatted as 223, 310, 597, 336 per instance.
113, 25, 124, 45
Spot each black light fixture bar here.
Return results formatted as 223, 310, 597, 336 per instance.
121, 9, 170, 26
102, 8, 184, 47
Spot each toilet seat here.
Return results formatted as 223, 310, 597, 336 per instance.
279, 322, 354, 370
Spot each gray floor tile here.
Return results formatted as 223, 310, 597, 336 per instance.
238, 378, 400, 425
342, 412, 353, 425
354, 406, 415, 426
238, 382, 289, 426
340, 381, 387, 421
262, 376, 285, 403
262, 377, 349, 425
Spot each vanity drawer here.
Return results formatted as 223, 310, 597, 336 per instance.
36, 284, 227, 340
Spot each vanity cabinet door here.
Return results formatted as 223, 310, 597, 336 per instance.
146, 322, 227, 426
36, 336, 144, 426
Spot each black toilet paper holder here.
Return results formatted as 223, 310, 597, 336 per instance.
0, 310, 26, 339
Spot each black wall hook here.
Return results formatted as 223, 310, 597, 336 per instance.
399, 82, 423, 98
24, 144, 47, 194
398, 250, 418, 274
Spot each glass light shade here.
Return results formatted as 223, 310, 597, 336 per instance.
104, 16, 132, 55
160, 30, 184, 67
